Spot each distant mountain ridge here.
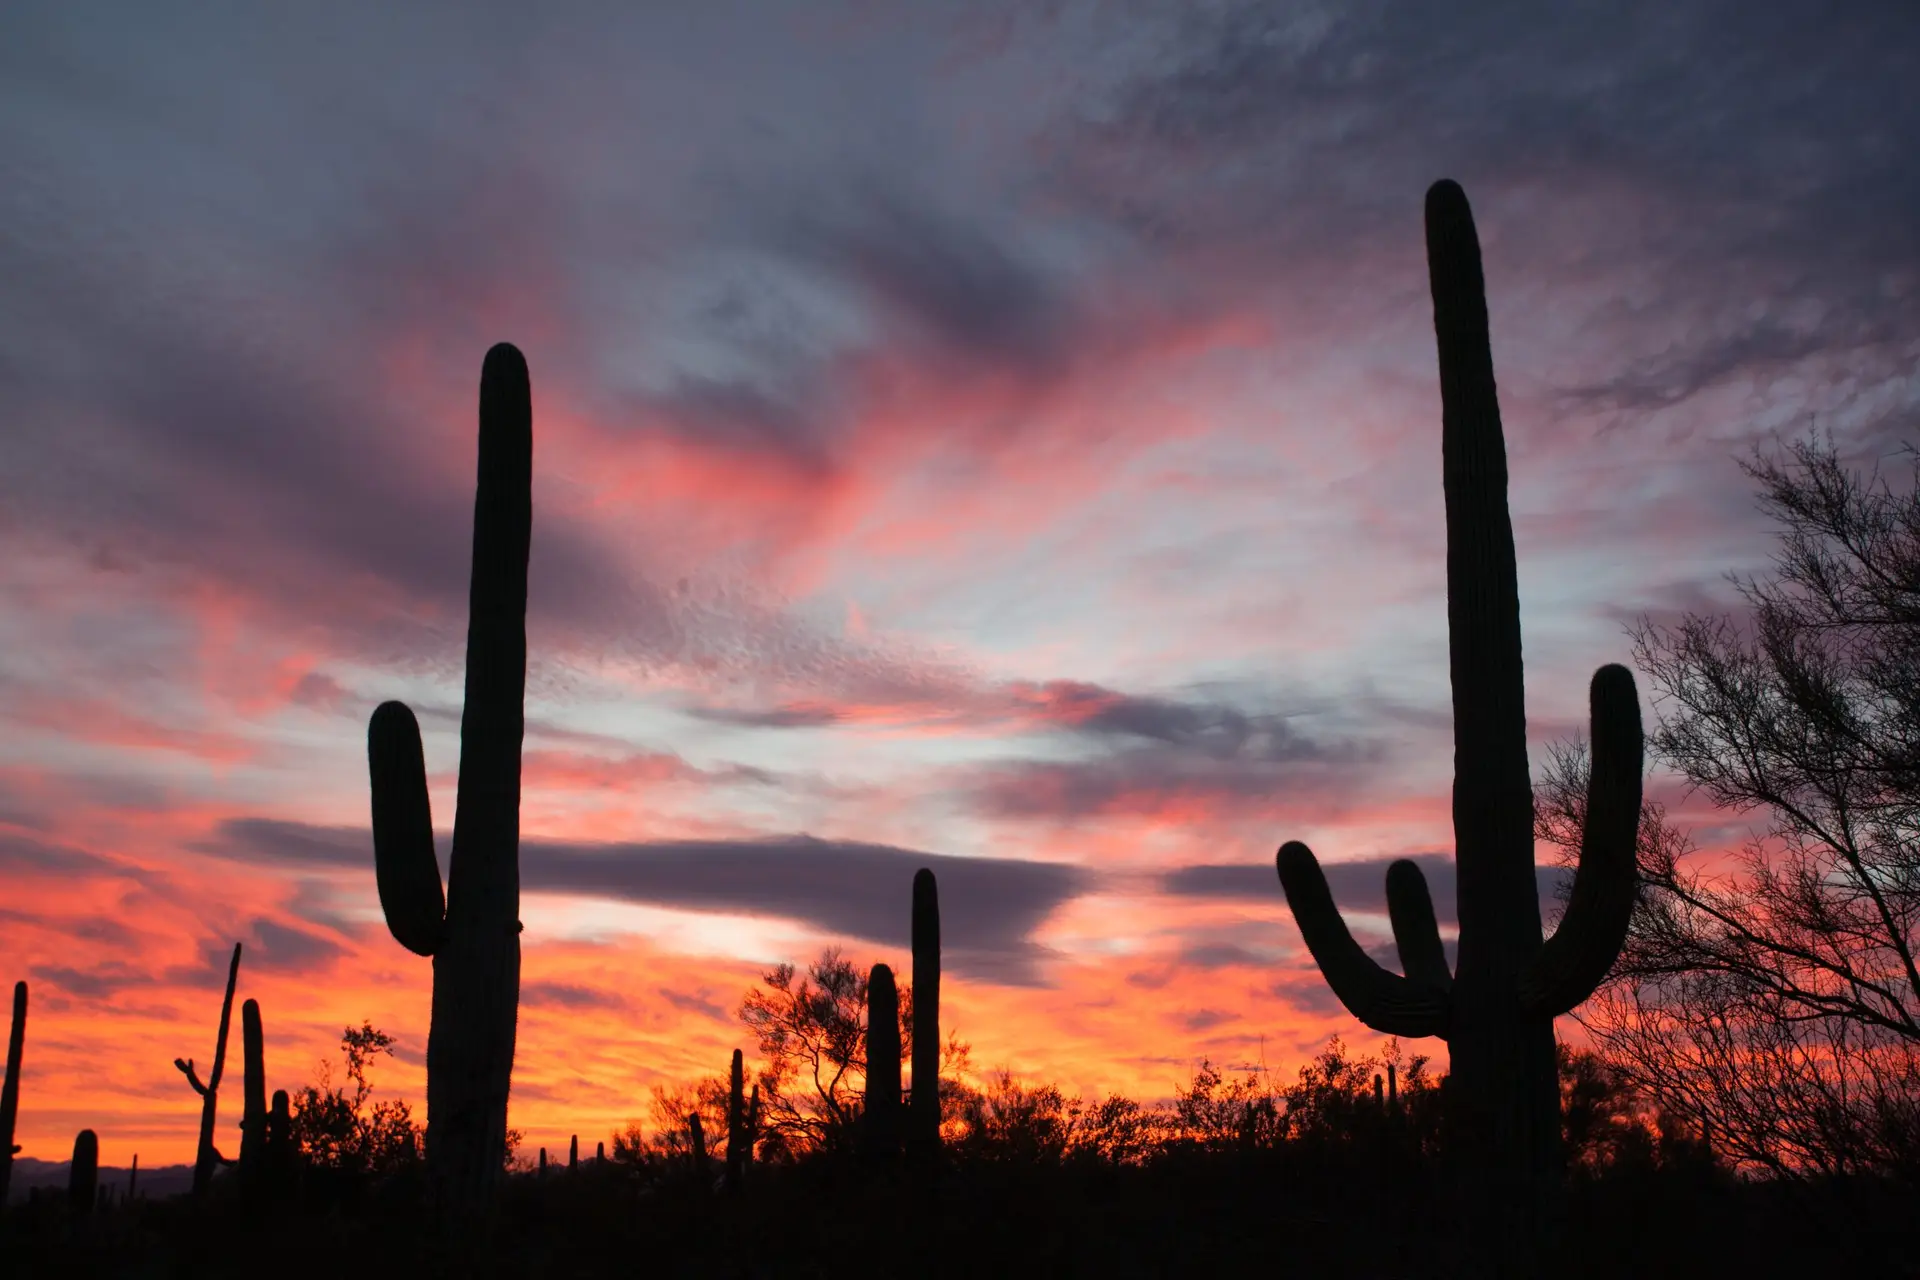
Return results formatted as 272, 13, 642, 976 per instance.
5, 1156, 195, 1204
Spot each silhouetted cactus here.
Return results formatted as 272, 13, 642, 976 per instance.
745, 1085, 759, 1171
568, 1134, 578, 1173
68, 1130, 97, 1217
864, 963, 901, 1161
537, 1147, 547, 1176
1275, 179, 1644, 1264
265, 1091, 291, 1189
1, 980, 23, 1208
238, 998, 266, 1187
725, 1049, 748, 1191
174, 942, 242, 1197
595, 1140, 605, 1163
367, 343, 533, 1212
128, 1153, 138, 1200
909, 869, 941, 1162
687, 1114, 706, 1177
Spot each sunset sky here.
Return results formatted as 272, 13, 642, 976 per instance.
2, 1, 1916, 1168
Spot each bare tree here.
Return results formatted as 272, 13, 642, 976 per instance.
1535, 431, 1920, 1178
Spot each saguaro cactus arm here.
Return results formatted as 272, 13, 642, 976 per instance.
1277, 843, 1452, 1038
369, 700, 447, 957
1519, 664, 1643, 1017
174, 1058, 209, 1096
1385, 859, 1453, 992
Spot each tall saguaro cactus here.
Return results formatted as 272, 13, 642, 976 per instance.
864, 963, 901, 1160
2, 981, 24, 1208
238, 999, 267, 1187
725, 1048, 749, 1190
368, 343, 532, 1212
1275, 181, 1643, 1261
908, 869, 941, 1161
175, 942, 242, 1197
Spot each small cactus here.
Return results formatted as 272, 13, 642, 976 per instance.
1, 980, 24, 1208
596, 1140, 605, 1163
908, 869, 941, 1162
68, 1130, 98, 1217
128, 1152, 138, 1200
175, 943, 242, 1197
368, 343, 532, 1212
687, 1114, 706, 1176
568, 1134, 578, 1173
864, 963, 901, 1161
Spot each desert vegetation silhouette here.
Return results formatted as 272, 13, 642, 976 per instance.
2, 182, 1914, 1278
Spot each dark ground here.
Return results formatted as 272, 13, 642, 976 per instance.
3, 1153, 1912, 1279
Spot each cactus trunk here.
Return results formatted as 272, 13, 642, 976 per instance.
1, 981, 24, 1209
265, 1091, 291, 1192
1274, 181, 1644, 1273
68, 1130, 97, 1216
368, 344, 532, 1215
128, 1153, 138, 1200
725, 1049, 746, 1190
864, 963, 901, 1161
239, 998, 266, 1185
745, 1084, 759, 1171
908, 869, 941, 1162
176, 942, 242, 1197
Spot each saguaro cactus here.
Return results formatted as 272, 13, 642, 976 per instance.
687, 1114, 706, 1176
238, 998, 267, 1185
745, 1084, 760, 1170
1274, 180, 1643, 1261
908, 869, 941, 1161
68, 1130, 97, 1216
725, 1049, 748, 1190
175, 942, 242, 1197
864, 963, 901, 1160
368, 343, 533, 1211
568, 1134, 578, 1173
265, 1091, 292, 1186
2, 981, 24, 1208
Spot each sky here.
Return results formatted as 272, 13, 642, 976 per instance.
1, 0, 1916, 1168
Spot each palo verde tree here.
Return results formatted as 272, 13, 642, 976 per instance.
736, 949, 904, 1158
1537, 432, 1920, 1179
1274, 180, 1644, 1269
